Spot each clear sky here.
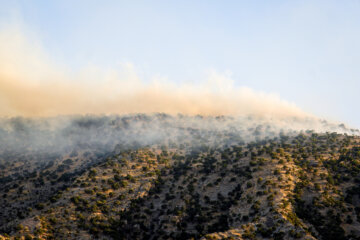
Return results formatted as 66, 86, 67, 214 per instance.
1, 0, 360, 128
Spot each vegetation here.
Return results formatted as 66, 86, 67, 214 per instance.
1, 132, 360, 239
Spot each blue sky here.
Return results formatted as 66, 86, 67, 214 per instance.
1, 1, 360, 127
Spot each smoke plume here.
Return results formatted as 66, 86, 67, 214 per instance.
0, 27, 309, 119
0, 26, 358, 155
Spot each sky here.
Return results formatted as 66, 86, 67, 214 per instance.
0, 0, 360, 128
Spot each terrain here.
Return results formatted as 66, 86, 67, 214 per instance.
0, 114, 360, 240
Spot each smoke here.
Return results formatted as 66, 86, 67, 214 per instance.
0, 26, 310, 119
0, 26, 358, 156
0, 114, 357, 155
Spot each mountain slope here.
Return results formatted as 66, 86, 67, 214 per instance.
1, 132, 360, 239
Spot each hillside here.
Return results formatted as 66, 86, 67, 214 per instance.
1, 129, 360, 239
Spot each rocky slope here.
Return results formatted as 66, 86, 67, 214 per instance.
1, 131, 360, 239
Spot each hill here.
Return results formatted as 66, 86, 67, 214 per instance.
0, 115, 360, 239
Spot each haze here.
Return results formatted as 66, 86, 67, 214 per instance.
0, 1, 359, 128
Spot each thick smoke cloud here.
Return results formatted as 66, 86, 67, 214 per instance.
0, 27, 358, 155
0, 26, 309, 118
